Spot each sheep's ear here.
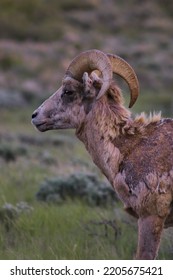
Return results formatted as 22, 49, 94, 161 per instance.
82, 72, 93, 94
82, 72, 102, 99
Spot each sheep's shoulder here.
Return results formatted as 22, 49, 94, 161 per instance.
117, 118, 173, 188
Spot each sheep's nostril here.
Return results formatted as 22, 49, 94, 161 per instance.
32, 111, 38, 119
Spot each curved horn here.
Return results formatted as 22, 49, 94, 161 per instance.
64, 49, 112, 99
107, 54, 139, 108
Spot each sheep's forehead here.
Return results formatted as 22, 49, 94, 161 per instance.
63, 77, 82, 90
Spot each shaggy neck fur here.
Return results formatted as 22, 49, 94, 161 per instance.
76, 84, 161, 185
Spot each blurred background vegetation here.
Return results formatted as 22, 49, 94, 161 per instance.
0, 0, 173, 260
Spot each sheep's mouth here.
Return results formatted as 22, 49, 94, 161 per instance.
33, 121, 52, 132
36, 122, 47, 131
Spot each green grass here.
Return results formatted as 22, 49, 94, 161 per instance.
0, 201, 172, 260
0, 202, 137, 260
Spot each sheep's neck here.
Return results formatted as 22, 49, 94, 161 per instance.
76, 101, 130, 184
77, 125, 122, 184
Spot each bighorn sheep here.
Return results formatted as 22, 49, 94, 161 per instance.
32, 49, 173, 259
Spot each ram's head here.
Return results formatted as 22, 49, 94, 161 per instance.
32, 49, 139, 132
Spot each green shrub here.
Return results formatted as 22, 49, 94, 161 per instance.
0, 202, 33, 231
36, 173, 117, 207
0, 143, 27, 162
0, 143, 16, 161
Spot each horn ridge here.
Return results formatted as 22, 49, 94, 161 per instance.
64, 49, 112, 99
107, 53, 139, 108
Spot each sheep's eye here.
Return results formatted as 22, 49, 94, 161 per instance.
64, 90, 74, 96
61, 89, 76, 103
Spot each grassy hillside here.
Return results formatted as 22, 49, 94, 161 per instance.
0, 0, 173, 100
0, 0, 173, 42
